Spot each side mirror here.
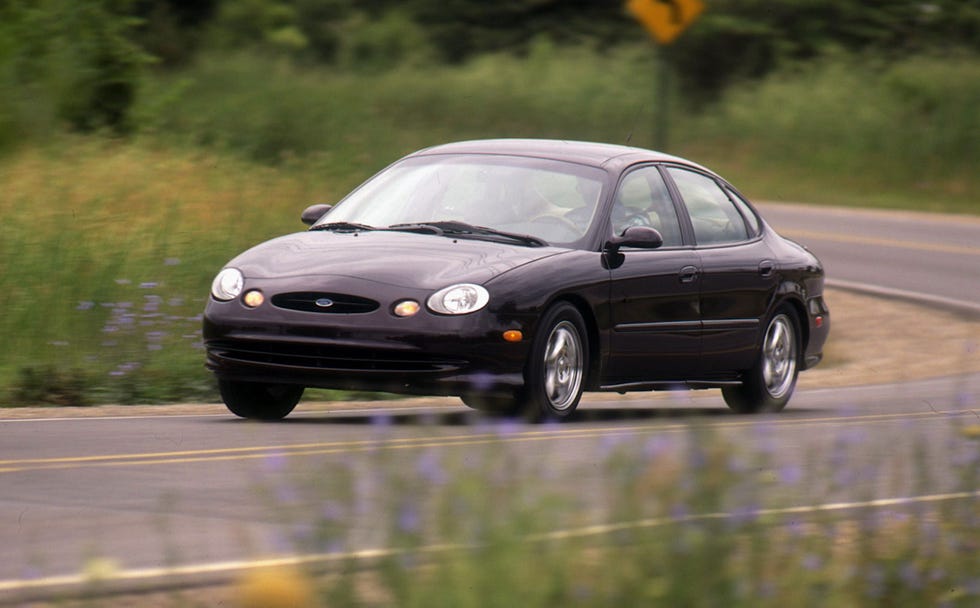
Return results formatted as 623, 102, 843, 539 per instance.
605, 226, 663, 254
301, 203, 333, 226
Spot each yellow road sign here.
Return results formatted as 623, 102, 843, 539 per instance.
627, 0, 705, 45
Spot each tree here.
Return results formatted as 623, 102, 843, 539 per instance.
1, 0, 149, 133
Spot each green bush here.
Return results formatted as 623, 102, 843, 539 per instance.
9, 365, 90, 407
0, 0, 148, 142
685, 51, 980, 210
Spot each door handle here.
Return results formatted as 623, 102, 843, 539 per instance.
758, 260, 776, 278
679, 265, 699, 283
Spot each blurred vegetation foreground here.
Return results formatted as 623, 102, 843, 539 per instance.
0, 0, 978, 405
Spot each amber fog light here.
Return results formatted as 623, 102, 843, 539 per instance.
393, 300, 420, 317
243, 290, 265, 308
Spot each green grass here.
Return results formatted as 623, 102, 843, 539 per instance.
1, 47, 978, 405
0, 140, 323, 403
59, 419, 980, 606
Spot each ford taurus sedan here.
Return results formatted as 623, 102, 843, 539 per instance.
203, 139, 829, 420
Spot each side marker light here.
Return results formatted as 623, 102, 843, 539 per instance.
503, 330, 523, 343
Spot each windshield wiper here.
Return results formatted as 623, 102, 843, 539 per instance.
418, 221, 548, 247
309, 221, 375, 233
385, 223, 445, 236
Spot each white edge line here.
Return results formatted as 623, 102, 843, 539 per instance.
2, 489, 977, 600
828, 278, 980, 318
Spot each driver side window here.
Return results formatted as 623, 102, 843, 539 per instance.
611, 167, 683, 247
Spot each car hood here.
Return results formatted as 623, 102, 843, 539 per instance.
227, 230, 569, 289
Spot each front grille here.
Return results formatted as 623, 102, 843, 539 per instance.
271, 292, 379, 314
208, 340, 463, 373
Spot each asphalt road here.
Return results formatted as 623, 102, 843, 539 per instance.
757, 202, 980, 314
1, 203, 978, 601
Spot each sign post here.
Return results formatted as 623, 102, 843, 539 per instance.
626, 0, 704, 151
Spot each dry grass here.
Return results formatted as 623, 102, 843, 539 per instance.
801, 289, 980, 389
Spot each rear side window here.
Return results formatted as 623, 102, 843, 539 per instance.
667, 168, 749, 246
725, 187, 761, 236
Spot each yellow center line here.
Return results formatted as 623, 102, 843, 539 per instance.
782, 228, 980, 256
0, 409, 970, 474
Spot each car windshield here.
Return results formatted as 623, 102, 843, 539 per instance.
317, 154, 607, 246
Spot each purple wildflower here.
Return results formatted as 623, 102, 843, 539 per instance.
802, 554, 822, 571
643, 434, 675, 459
779, 463, 803, 485
865, 565, 886, 599
263, 450, 287, 473
321, 501, 344, 522
398, 503, 421, 534
467, 372, 495, 392
416, 450, 448, 486
900, 563, 921, 590
729, 503, 759, 527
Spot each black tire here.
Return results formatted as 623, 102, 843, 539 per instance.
219, 380, 304, 420
519, 302, 588, 421
723, 307, 800, 414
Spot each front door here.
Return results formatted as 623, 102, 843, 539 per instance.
606, 165, 701, 383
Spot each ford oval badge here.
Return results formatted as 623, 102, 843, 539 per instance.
315, 298, 334, 308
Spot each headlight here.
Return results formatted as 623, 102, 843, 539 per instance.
427, 284, 489, 315
211, 268, 244, 301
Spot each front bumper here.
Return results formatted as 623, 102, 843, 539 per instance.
203, 283, 533, 397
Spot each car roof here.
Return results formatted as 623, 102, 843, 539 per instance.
409, 138, 711, 174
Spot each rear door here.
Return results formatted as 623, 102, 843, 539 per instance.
664, 167, 777, 375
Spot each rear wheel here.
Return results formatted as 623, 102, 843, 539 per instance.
722, 308, 800, 414
519, 303, 588, 421
219, 380, 303, 420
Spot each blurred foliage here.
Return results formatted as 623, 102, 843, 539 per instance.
2, 0, 979, 143
243, 420, 980, 608
10, 365, 90, 407
0, 0, 149, 140
671, 0, 980, 102
132, 0, 980, 99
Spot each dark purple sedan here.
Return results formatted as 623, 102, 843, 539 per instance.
204, 139, 829, 420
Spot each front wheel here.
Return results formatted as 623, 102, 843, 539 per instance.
723, 309, 800, 414
519, 303, 588, 421
219, 380, 304, 420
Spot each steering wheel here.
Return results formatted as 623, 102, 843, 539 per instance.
621, 213, 652, 229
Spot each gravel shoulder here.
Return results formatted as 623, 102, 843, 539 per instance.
2, 288, 977, 420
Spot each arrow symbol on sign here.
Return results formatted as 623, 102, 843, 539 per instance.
654, 0, 682, 25
627, 0, 704, 46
